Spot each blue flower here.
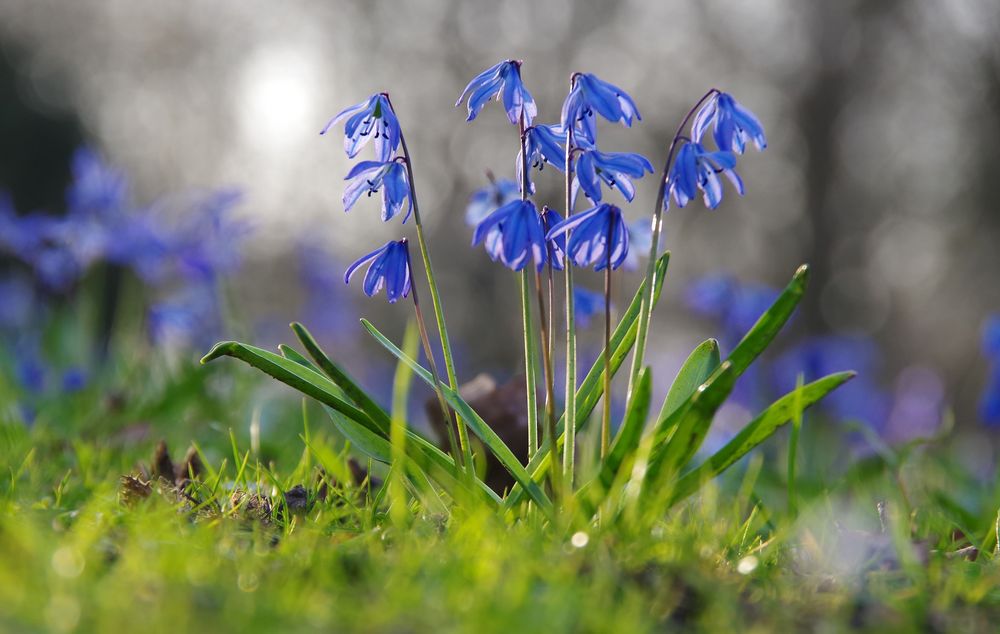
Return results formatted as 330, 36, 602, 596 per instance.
693, 92, 766, 155
465, 178, 520, 226
61, 367, 88, 393
522, 124, 567, 172
321, 93, 401, 162
546, 203, 629, 271
575, 149, 653, 203
343, 160, 411, 223
573, 287, 608, 328
174, 189, 249, 283
561, 73, 641, 142
149, 283, 223, 349
345, 239, 412, 303
456, 60, 537, 126
472, 200, 547, 272
666, 142, 743, 210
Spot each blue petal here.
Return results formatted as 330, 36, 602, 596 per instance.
344, 242, 389, 285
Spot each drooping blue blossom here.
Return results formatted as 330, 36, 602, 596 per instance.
980, 315, 1000, 425
666, 142, 743, 210
622, 218, 653, 272
574, 287, 610, 328
561, 73, 641, 142
472, 200, 548, 272
343, 160, 412, 223
456, 60, 537, 126
321, 93, 401, 162
521, 124, 567, 173
693, 92, 767, 155
465, 178, 520, 226
575, 148, 653, 203
546, 203, 629, 271
345, 239, 412, 303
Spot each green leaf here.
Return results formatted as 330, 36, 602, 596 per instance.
658, 339, 720, 422
505, 252, 670, 509
291, 322, 392, 436
361, 319, 553, 516
669, 371, 855, 505
575, 367, 652, 513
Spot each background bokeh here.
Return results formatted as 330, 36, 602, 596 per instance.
1, 0, 998, 432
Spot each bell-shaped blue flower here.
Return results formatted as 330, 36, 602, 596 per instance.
561, 73, 641, 142
465, 178, 520, 226
666, 142, 743, 210
575, 149, 653, 203
521, 124, 567, 172
546, 203, 629, 271
343, 160, 412, 223
456, 60, 537, 126
321, 93, 401, 162
471, 199, 547, 272
344, 239, 412, 303
692, 92, 766, 155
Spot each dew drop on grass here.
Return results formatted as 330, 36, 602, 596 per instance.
571, 531, 589, 548
51, 546, 84, 579
737, 555, 759, 575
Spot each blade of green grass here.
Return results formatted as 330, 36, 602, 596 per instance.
668, 371, 855, 505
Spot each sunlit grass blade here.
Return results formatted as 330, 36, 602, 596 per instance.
291, 322, 392, 435
668, 371, 855, 505
361, 319, 553, 517
575, 367, 652, 513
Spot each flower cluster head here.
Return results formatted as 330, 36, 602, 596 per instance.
456, 60, 536, 126
322, 93, 400, 162
666, 91, 765, 211
547, 203, 629, 271
345, 239, 412, 304
562, 73, 641, 142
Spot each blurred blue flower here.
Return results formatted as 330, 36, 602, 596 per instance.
546, 203, 629, 271
343, 160, 411, 223
774, 336, 891, 431
61, 367, 88, 393
980, 316, 1000, 425
14, 342, 46, 394
148, 283, 223, 349
345, 239, 412, 304
693, 92, 767, 155
472, 200, 548, 272
574, 287, 609, 328
575, 149, 653, 203
465, 178, 520, 226
65, 147, 128, 219
666, 142, 743, 210
106, 210, 175, 282
561, 73, 641, 142
0, 274, 34, 330
456, 60, 537, 126
321, 93, 401, 162
297, 242, 355, 337
684, 274, 779, 346
174, 189, 249, 283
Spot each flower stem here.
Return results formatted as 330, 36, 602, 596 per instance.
407, 247, 462, 468
627, 88, 720, 397
395, 122, 473, 473
520, 269, 539, 457
533, 268, 556, 465
561, 86, 578, 492
601, 232, 612, 459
